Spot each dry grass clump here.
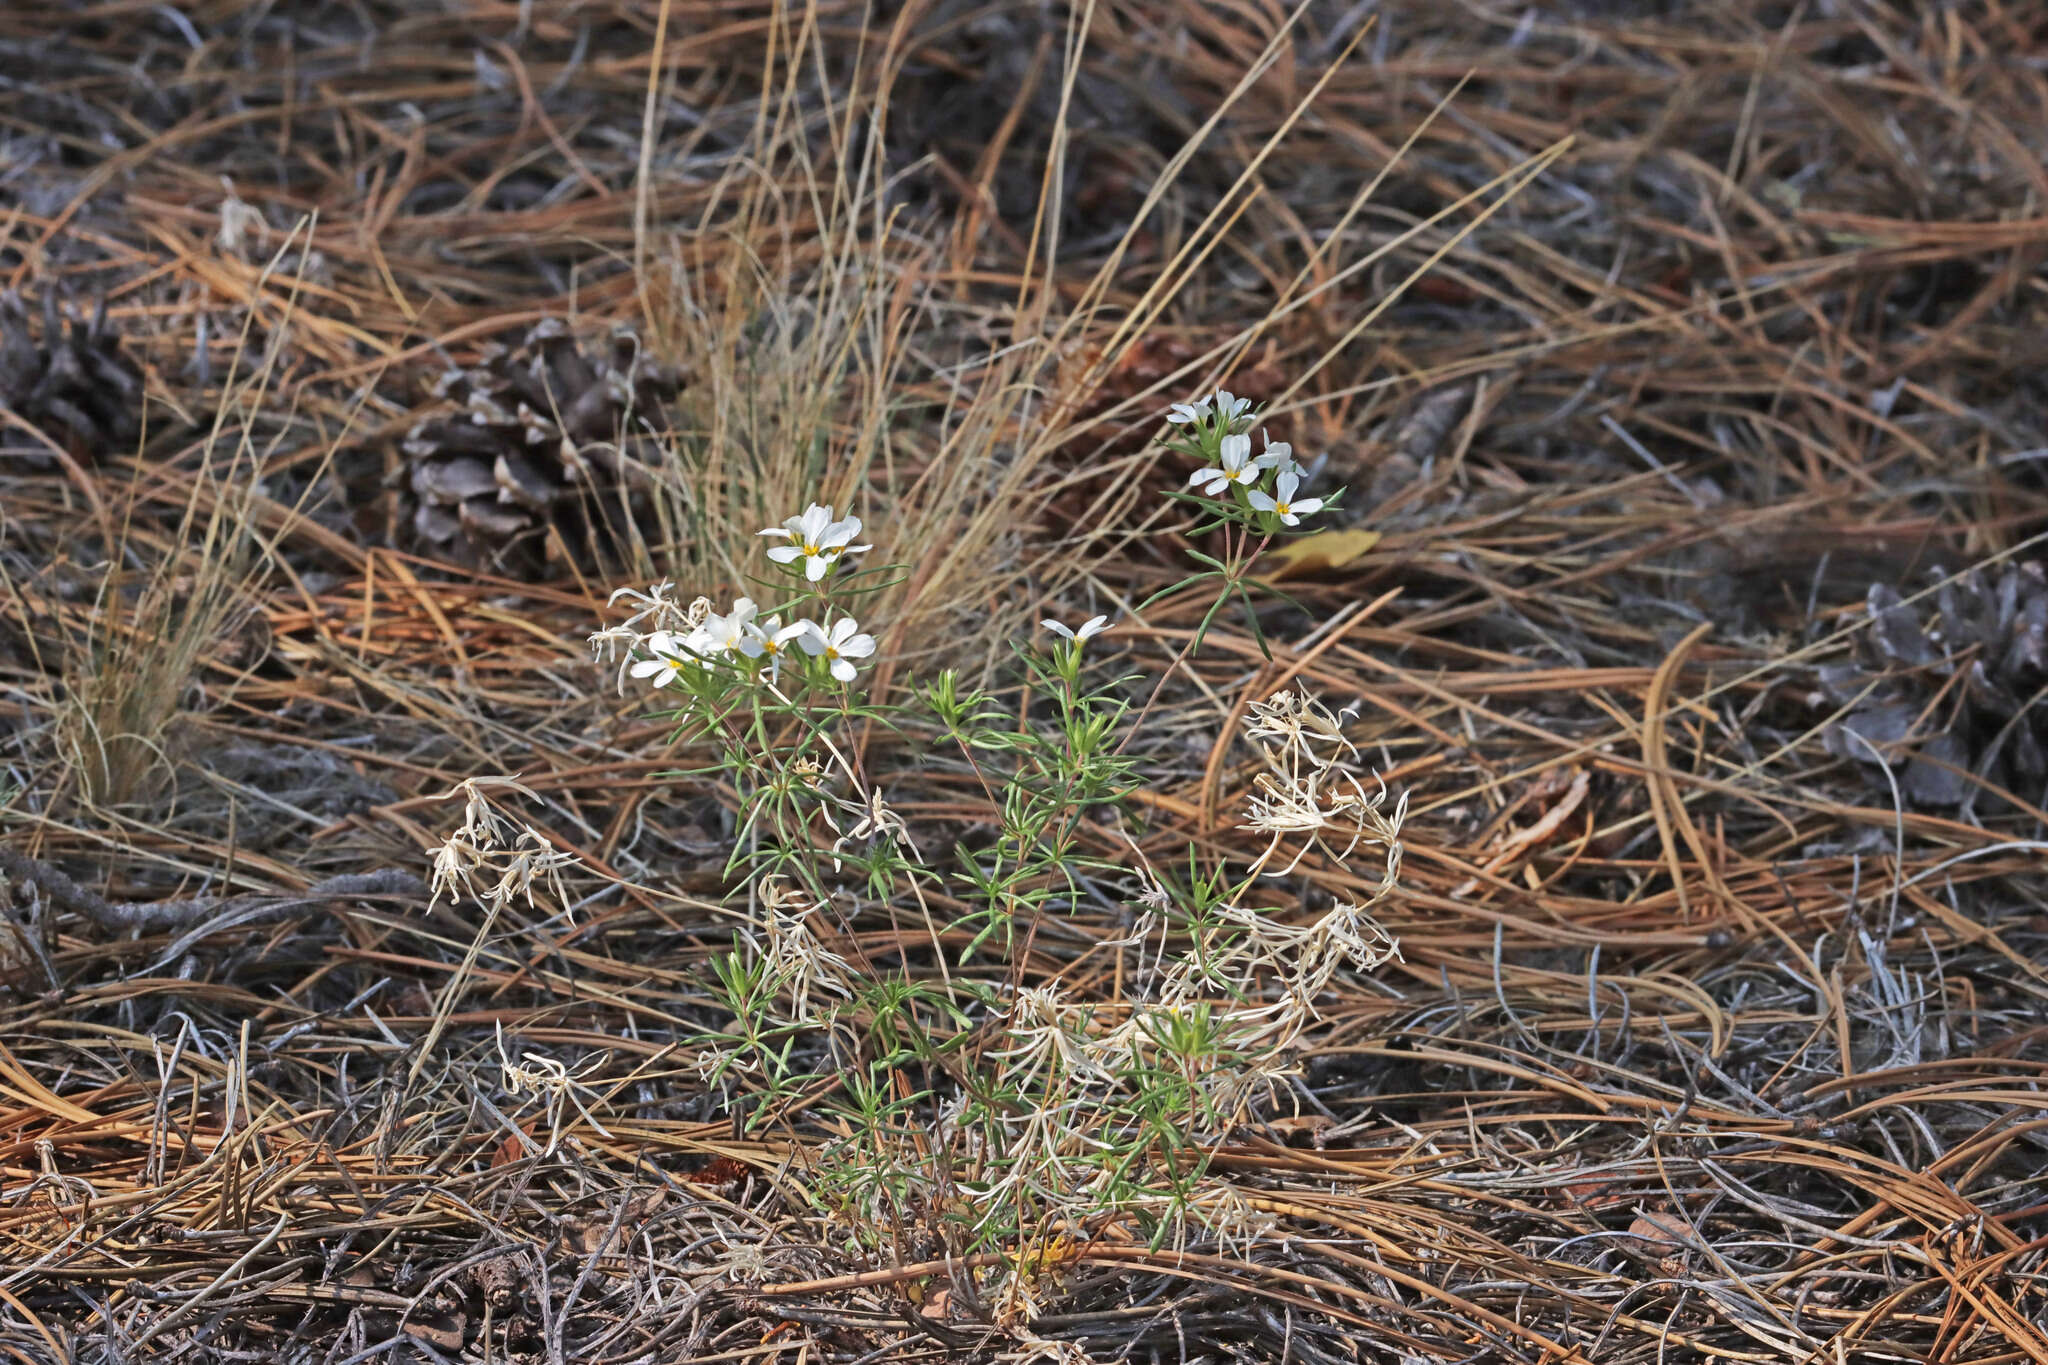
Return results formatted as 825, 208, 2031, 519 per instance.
10, 352, 283, 813
0, 2, 2045, 1364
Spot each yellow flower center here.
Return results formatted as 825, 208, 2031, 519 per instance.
1275, 501, 1291, 515
803, 542, 820, 555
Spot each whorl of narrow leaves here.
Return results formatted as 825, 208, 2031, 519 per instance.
394, 318, 681, 575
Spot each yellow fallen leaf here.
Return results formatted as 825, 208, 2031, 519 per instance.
1256, 528, 1382, 581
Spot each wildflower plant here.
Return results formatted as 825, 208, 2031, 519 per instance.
588, 392, 1396, 1323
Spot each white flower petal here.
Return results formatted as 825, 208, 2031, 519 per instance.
1247, 490, 1277, 512
1042, 618, 1075, 639
798, 504, 834, 540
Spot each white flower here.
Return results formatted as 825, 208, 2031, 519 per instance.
696, 597, 758, 654
1255, 433, 1293, 473
1213, 390, 1252, 426
798, 616, 876, 682
738, 614, 812, 681
758, 503, 870, 582
1167, 389, 1253, 429
1188, 433, 1263, 496
1247, 469, 1324, 526
627, 630, 697, 688
1268, 436, 1314, 483
1042, 614, 1109, 643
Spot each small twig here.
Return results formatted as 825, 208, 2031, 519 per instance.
0, 845, 424, 934
753, 1251, 1014, 1297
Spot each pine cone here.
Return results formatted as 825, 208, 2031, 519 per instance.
0, 292, 143, 463
1821, 562, 2048, 807
395, 319, 681, 575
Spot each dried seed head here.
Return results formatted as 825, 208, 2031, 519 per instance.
426, 776, 579, 914
747, 876, 855, 1023
1243, 688, 1357, 768
1237, 686, 1402, 880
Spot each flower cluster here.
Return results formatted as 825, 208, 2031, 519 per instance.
592, 502, 878, 694
1164, 389, 1330, 531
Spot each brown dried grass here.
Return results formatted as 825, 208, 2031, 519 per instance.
1, 1, 2045, 1362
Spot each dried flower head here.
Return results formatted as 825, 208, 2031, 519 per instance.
1243, 688, 1358, 767
496, 1025, 611, 1154
1238, 689, 1400, 878
426, 776, 580, 915
749, 876, 855, 1022
590, 584, 709, 691
994, 983, 1113, 1087
820, 776, 920, 871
